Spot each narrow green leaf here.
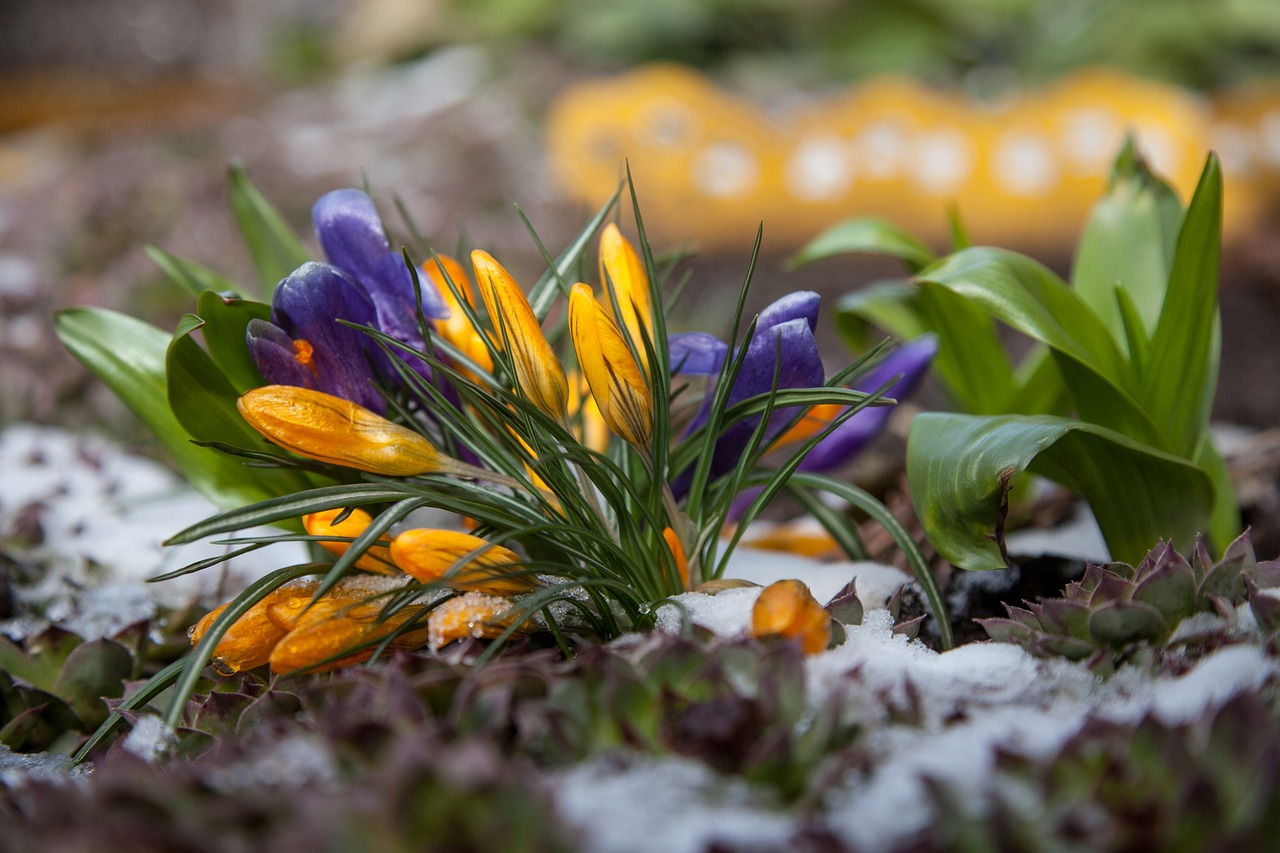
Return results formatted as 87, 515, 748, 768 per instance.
907, 413, 1214, 570
227, 164, 311, 293
55, 308, 294, 513
528, 184, 622, 318
789, 217, 935, 272
146, 245, 245, 299
1138, 154, 1223, 458
195, 290, 269, 393
163, 484, 412, 544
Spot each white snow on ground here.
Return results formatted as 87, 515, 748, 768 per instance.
0, 424, 308, 638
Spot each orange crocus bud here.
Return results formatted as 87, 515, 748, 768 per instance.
390, 528, 540, 596
750, 579, 832, 655
427, 591, 529, 650
598, 223, 652, 365
303, 508, 397, 575
267, 598, 432, 675
471, 249, 568, 420
568, 283, 653, 451
189, 580, 321, 675
422, 255, 494, 377
238, 385, 462, 477
662, 526, 690, 590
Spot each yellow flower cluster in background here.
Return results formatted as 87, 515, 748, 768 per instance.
548, 65, 1275, 250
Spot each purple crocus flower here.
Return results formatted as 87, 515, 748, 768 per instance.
668, 290, 936, 502
313, 189, 448, 343
246, 261, 389, 414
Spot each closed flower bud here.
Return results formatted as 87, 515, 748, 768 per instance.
598, 223, 652, 366
239, 385, 460, 477
751, 579, 832, 655
422, 255, 494, 377
303, 508, 397, 574
189, 580, 321, 675
390, 528, 539, 596
427, 591, 529, 650
268, 599, 431, 675
471, 249, 568, 419
569, 283, 653, 450
662, 526, 690, 591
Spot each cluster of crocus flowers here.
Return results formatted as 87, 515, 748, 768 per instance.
192, 513, 539, 674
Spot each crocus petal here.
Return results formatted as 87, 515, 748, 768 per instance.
728, 318, 825, 409
569, 283, 652, 450
426, 591, 528, 650
238, 385, 462, 477
313, 188, 447, 320
472, 249, 569, 419
303, 508, 397, 575
268, 597, 431, 675
751, 579, 832, 654
757, 291, 820, 334
268, 261, 388, 413
422, 256, 494, 376
390, 528, 539, 596
246, 319, 316, 389
668, 332, 728, 375
189, 580, 321, 675
599, 223, 652, 365
797, 334, 938, 472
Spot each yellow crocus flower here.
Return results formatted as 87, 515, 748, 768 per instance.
471, 249, 569, 420
568, 283, 653, 451
750, 579, 832, 655
303, 508, 397, 575
598, 223, 652, 366
389, 528, 539, 597
238, 385, 464, 477
427, 591, 529, 650
267, 598, 431, 675
421, 255, 494, 377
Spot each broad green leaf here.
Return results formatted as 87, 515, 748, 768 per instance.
166, 315, 312, 506
907, 413, 1214, 570
916, 249, 1170, 449
195, 289, 269, 393
836, 280, 1017, 415
789, 217, 936, 272
914, 284, 1015, 415
1138, 154, 1223, 458
835, 280, 927, 350
1196, 437, 1242, 554
146, 245, 246, 299
228, 164, 311, 294
1006, 345, 1068, 415
55, 307, 297, 514
1070, 140, 1182, 346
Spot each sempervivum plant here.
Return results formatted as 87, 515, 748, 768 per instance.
979, 532, 1280, 669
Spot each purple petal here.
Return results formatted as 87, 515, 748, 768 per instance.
269, 262, 387, 413
799, 335, 938, 472
668, 332, 728, 375
757, 291, 820, 334
246, 319, 314, 389
312, 188, 447, 321
729, 318, 825, 409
